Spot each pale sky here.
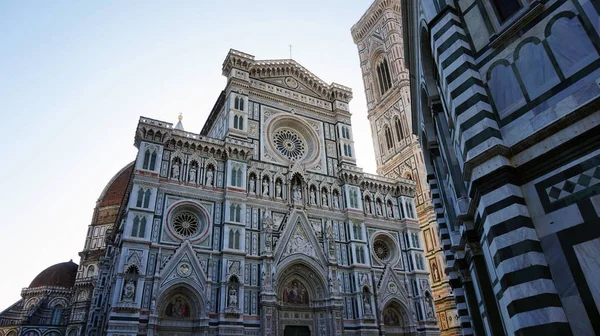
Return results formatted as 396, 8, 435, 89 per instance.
0, 0, 377, 310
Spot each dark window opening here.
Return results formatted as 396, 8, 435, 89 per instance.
492, 0, 521, 22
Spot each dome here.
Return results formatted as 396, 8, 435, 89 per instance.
98, 162, 134, 207
29, 260, 78, 288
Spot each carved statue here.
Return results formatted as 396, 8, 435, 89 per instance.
123, 280, 135, 301
363, 296, 372, 316
249, 176, 256, 193
189, 166, 196, 183
365, 201, 371, 214
387, 202, 393, 217
276, 180, 282, 198
293, 184, 302, 201
171, 162, 180, 179
310, 189, 316, 205
376, 202, 383, 216
205, 168, 214, 186
228, 287, 238, 307
262, 179, 269, 196
333, 193, 339, 208
321, 192, 327, 206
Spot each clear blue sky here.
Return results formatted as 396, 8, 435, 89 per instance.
0, 0, 376, 309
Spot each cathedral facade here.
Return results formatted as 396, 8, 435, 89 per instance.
351, 1, 460, 335
401, 0, 600, 335
1, 49, 441, 336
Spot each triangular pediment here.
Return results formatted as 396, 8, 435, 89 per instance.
159, 240, 207, 293
249, 60, 333, 99
256, 76, 327, 99
377, 265, 410, 308
274, 210, 327, 268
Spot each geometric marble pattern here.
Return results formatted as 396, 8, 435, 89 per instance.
546, 166, 600, 201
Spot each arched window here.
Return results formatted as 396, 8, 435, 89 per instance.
143, 189, 151, 208
384, 127, 393, 150
143, 149, 150, 169
487, 60, 525, 117
236, 167, 242, 186
149, 151, 157, 170
233, 115, 239, 129
51, 305, 63, 325
229, 229, 235, 249
394, 117, 404, 140
515, 39, 560, 99
238, 116, 244, 130
376, 58, 393, 96
136, 188, 144, 207
234, 96, 241, 110
234, 230, 240, 249
239, 98, 244, 111
230, 167, 238, 186
86, 265, 95, 277
131, 216, 146, 238
546, 15, 598, 78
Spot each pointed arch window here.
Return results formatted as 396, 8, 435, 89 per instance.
356, 246, 366, 264
394, 118, 404, 140
143, 148, 157, 170
51, 305, 63, 325
131, 215, 146, 238
376, 58, 393, 96
229, 203, 242, 222
228, 229, 240, 249
234, 115, 239, 129
384, 127, 393, 150
136, 187, 151, 208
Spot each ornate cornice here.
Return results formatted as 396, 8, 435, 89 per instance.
351, 0, 401, 43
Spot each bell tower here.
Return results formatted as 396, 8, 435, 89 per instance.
352, 1, 461, 335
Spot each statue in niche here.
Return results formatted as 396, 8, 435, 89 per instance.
122, 280, 135, 301
333, 193, 339, 208
376, 202, 383, 216
228, 287, 238, 307
321, 192, 328, 206
276, 180, 282, 198
310, 188, 316, 205
365, 200, 371, 214
293, 184, 302, 201
426, 296, 435, 318
249, 175, 256, 193
387, 202, 393, 217
363, 296, 372, 316
189, 166, 196, 183
431, 260, 440, 282
171, 162, 180, 179
151, 298, 156, 312
205, 167, 214, 186
262, 179, 269, 196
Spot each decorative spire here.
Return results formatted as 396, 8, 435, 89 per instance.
175, 113, 184, 131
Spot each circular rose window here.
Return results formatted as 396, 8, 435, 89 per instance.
166, 202, 210, 242
272, 129, 306, 160
373, 240, 391, 261
172, 212, 199, 237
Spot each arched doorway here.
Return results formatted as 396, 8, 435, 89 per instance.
382, 301, 411, 336
284, 325, 311, 336
273, 263, 330, 336
151, 284, 208, 335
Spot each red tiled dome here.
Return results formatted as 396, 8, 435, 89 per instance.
29, 260, 78, 288
98, 162, 134, 207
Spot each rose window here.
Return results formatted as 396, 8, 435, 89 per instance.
272, 129, 306, 160
373, 240, 391, 261
172, 212, 199, 237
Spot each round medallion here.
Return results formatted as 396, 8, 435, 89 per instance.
272, 129, 306, 160
388, 282, 398, 294
177, 263, 191, 277
373, 240, 390, 261
285, 77, 298, 88
172, 212, 199, 237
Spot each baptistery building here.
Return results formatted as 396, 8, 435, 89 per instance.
401, 0, 600, 335
1, 49, 441, 336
